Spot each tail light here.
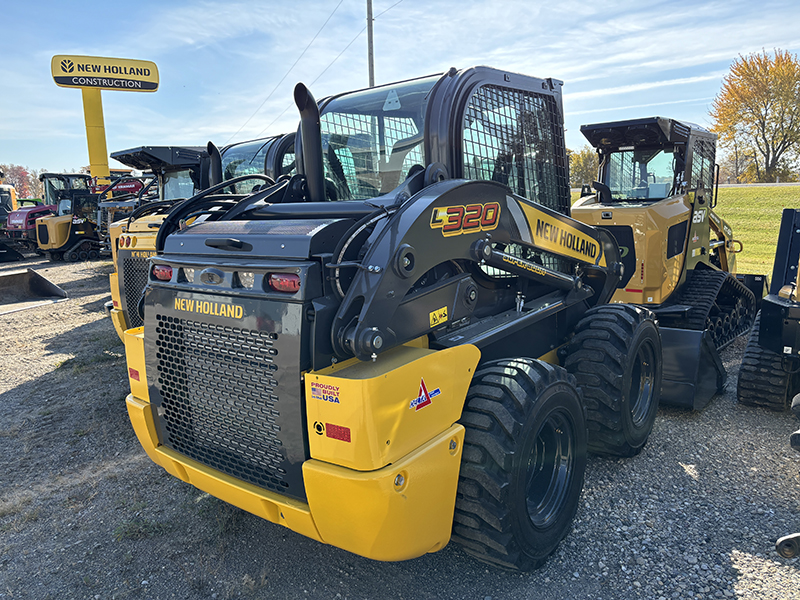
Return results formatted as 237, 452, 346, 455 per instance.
268, 273, 300, 293
152, 265, 173, 281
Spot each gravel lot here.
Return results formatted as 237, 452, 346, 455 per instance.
1, 256, 799, 599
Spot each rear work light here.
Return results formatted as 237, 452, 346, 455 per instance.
268, 273, 300, 293
152, 265, 173, 281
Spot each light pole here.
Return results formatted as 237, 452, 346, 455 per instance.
367, 0, 375, 87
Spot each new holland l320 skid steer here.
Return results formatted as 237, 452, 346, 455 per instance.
121, 68, 743, 571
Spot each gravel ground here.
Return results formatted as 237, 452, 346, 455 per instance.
1, 256, 799, 599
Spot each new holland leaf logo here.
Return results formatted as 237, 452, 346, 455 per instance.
61, 59, 74, 73
409, 378, 441, 411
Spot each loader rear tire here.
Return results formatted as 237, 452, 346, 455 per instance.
563, 304, 662, 457
452, 358, 587, 571
736, 311, 794, 411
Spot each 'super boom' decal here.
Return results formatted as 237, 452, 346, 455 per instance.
430, 202, 500, 237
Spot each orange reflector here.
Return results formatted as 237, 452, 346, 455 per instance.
325, 423, 351, 443
129, 368, 140, 381
268, 273, 301, 293
152, 265, 173, 281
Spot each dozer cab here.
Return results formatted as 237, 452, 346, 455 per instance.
571, 117, 759, 409
106, 137, 295, 339
123, 67, 667, 571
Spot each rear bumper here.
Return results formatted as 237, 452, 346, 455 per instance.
123, 327, 466, 561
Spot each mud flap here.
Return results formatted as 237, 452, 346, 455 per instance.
659, 327, 726, 410
0, 268, 68, 315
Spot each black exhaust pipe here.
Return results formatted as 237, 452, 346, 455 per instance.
207, 141, 223, 188
294, 83, 326, 202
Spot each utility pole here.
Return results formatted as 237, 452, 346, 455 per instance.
367, 0, 375, 87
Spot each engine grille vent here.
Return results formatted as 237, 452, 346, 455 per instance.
154, 314, 292, 495
122, 257, 150, 328
37, 224, 49, 245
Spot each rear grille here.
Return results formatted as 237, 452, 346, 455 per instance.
37, 224, 49, 244
154, 314, 294, 496
122, 257, 149, 328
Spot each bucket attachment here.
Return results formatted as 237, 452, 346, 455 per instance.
0, 239, 24, 262
0, 268, 68, 315
659, 327, 726, 410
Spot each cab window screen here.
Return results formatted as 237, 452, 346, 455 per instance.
462, 85, 570, 216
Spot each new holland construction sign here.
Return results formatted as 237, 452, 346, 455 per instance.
51, 55, 159, 92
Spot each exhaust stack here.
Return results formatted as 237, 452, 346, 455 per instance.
207, 141, 223, 188
294, 83, 326, 202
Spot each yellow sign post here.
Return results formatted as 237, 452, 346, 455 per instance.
51, 55, 159, 187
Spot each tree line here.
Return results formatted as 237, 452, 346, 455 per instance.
0, 164, 46, 199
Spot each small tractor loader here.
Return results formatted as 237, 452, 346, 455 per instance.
571, 117, 759, 410
737, 208, 800, 410
106, 137, 295, 339
123, 67, 667, 571
5, 199, 57, 254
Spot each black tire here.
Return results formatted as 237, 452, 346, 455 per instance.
452, 358, 587, 571
736, 311, 794, 411
563, 304, 662, 457
88, 249, 99, 260
78, 250, 89, 261
67, 250, 79, 262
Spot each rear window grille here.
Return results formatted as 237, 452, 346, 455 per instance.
122, 257, 150, 329
462, 84, 570, 216
154, 315, 292, 495
321, 112, 423, 200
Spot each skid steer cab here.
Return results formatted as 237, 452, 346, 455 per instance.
124, 67, 665, 572
106, 135, 296, 339
571, 117, 761, 409
34, 172, 101, 261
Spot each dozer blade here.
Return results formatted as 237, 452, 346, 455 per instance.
660, 327, 726, 410
0, 268, 68, 315
0, 239, 24, 262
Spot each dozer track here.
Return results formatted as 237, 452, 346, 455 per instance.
737, 311, 797, 411
668, 269, 756, 350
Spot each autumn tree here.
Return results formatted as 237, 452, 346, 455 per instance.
711, 49, 800, 183
0, 164, 48, 199
568, 145, 599, 188
0, 164, 31, 197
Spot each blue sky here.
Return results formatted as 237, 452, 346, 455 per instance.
2, 0, 799, 173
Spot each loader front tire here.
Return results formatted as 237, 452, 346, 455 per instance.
452, 358, 587, 571
563, 304, 662, 457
